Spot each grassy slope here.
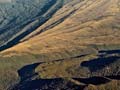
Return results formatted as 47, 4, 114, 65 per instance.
0, 0, 120, 90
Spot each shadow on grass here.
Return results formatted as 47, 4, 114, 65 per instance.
106, 75, 120, 80
74, 75, 120, 86
74, 76, 111, 85
12, 59, 120, 90
18, 62, 43, 82
81, 56, 120, 72
12, 62, 86, 90
12, 49, 120, 90
12, 78, 88, 90
99, 50, 120, 55
79, 50, 120, 85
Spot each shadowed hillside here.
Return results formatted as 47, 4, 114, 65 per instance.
0, 0, 65, 51
0, 0, 120, 90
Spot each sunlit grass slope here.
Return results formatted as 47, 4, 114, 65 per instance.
0, 0, 120, 90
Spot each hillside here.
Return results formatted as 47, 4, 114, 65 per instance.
0, 0, 120, 90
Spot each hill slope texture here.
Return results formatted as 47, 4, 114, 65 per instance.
0, 0, 120, 90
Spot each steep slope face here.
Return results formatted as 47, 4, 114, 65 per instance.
2, 0, 120, 55
0, 0, 120, 90
0, 0, 65, 50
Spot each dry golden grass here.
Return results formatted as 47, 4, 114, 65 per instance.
0, 0, 120, 90
1, 0, 120, 57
